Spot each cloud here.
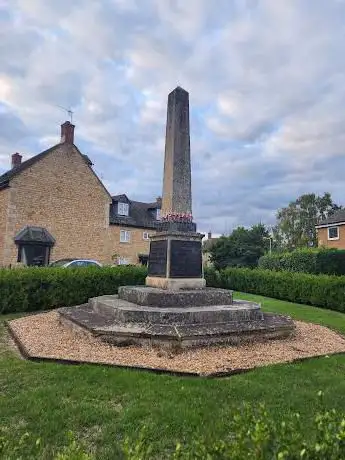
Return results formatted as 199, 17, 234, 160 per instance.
1, 0, 345, 233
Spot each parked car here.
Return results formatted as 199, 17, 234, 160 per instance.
49, 258, 102, 268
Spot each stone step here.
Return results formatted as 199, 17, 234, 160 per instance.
117, 286, 234, 308
59, 304, 295, 349
88, 295, 264, 325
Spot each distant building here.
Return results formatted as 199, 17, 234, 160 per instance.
0, 121, 161, 267
202, 231, 219, 266
316, 209, 345, 249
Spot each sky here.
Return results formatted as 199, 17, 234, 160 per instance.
1, 0, 345, 236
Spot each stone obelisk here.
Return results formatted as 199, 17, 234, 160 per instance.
161, 87, 192, 217
146, 87, 206, 290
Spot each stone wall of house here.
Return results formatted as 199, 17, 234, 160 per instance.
2, 143, 112, 266
107, 225, 154, 264
317, 226, 345, 249
0, 188, 9, 264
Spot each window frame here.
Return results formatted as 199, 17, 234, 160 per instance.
120, 229, 131, 243
142, 231, 150, 240
118, 202, 129, 216
327, 226, 339, 241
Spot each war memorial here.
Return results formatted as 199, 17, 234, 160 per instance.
59, 87, 295, 349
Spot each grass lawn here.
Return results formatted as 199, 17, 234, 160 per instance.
1, 293, 345, 458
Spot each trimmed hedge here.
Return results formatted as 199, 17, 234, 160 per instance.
0, 265, 147, 314
258, 248, 345, 275
2, 265, 345, 315
205, 267, 345, 312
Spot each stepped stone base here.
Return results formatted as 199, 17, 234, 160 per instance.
58, 286, 295, 349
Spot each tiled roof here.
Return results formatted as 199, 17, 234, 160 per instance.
0, 144, 93, 190
14, 226, 56, 246
0, 145, 60, 189
317, 209, 345, 226
0, 141, 160, 230
110, 196, 160, 229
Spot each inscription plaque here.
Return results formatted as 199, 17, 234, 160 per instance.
148, 240, 168, 277
169, 240, 202, 278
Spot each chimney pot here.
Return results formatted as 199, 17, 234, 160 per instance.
60, 121, 75, 144
11, 152, 22, 169
208, 231, 212, 239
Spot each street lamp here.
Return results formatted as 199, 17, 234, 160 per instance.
263, 236, 272, 254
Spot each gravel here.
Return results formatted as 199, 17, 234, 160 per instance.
8, 311, 345, 375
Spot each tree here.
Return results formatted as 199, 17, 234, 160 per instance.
209, 223, 270, 270
273, 192, 342, 251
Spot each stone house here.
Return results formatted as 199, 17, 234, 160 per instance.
316, 209, 345, 249
0, 121, 161, 267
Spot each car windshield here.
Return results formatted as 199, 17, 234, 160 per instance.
50, 259, 74, 267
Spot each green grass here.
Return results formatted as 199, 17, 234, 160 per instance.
236, 291, 345, 334
1, 293, 345, 458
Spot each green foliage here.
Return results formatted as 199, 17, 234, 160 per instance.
209, 223, 270, 270
2, 395, 345, 459
0, 430, 92, 460
0, 265, 147, 314
259, 248, 345, 275
170, 395, 345, 460
273, 192, 342, 250
206, 267, 345, 312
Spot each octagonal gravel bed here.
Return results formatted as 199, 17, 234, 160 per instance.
7, 311, 345, 376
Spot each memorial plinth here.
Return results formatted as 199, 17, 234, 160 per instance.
58, 86, 295, 350
145, 231, 206, 290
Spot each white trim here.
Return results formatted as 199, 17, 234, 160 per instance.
120, 229, 131, 243
327, 226, 340, 241
118, 202, 129, 216
316, 221, 345, 229
142, 231, 150, 240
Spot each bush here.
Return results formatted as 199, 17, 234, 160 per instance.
2, 394, 345, 459
0, 265, 147, 314
0, 430, 92, 459
258, 248, 345, 275
205, 267, 345, 312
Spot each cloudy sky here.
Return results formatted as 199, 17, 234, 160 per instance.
1, 0, 345, 235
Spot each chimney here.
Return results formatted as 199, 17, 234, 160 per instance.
156, 196, 162, 207
208, 231, 212, 239
11, 152, 22, 169
60, 121, 75, 144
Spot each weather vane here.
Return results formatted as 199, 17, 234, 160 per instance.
56, 105, 74, 123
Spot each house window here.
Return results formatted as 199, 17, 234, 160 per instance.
118, 257, 131, 265
120, 230, 131, 243
156, 208, 161, 220
143, 232, 150, 240
118, 202, 129, 216
328, 226, 339, 240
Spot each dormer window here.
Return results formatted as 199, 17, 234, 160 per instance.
118, 202, 129, 216
156, 208, 161, 220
